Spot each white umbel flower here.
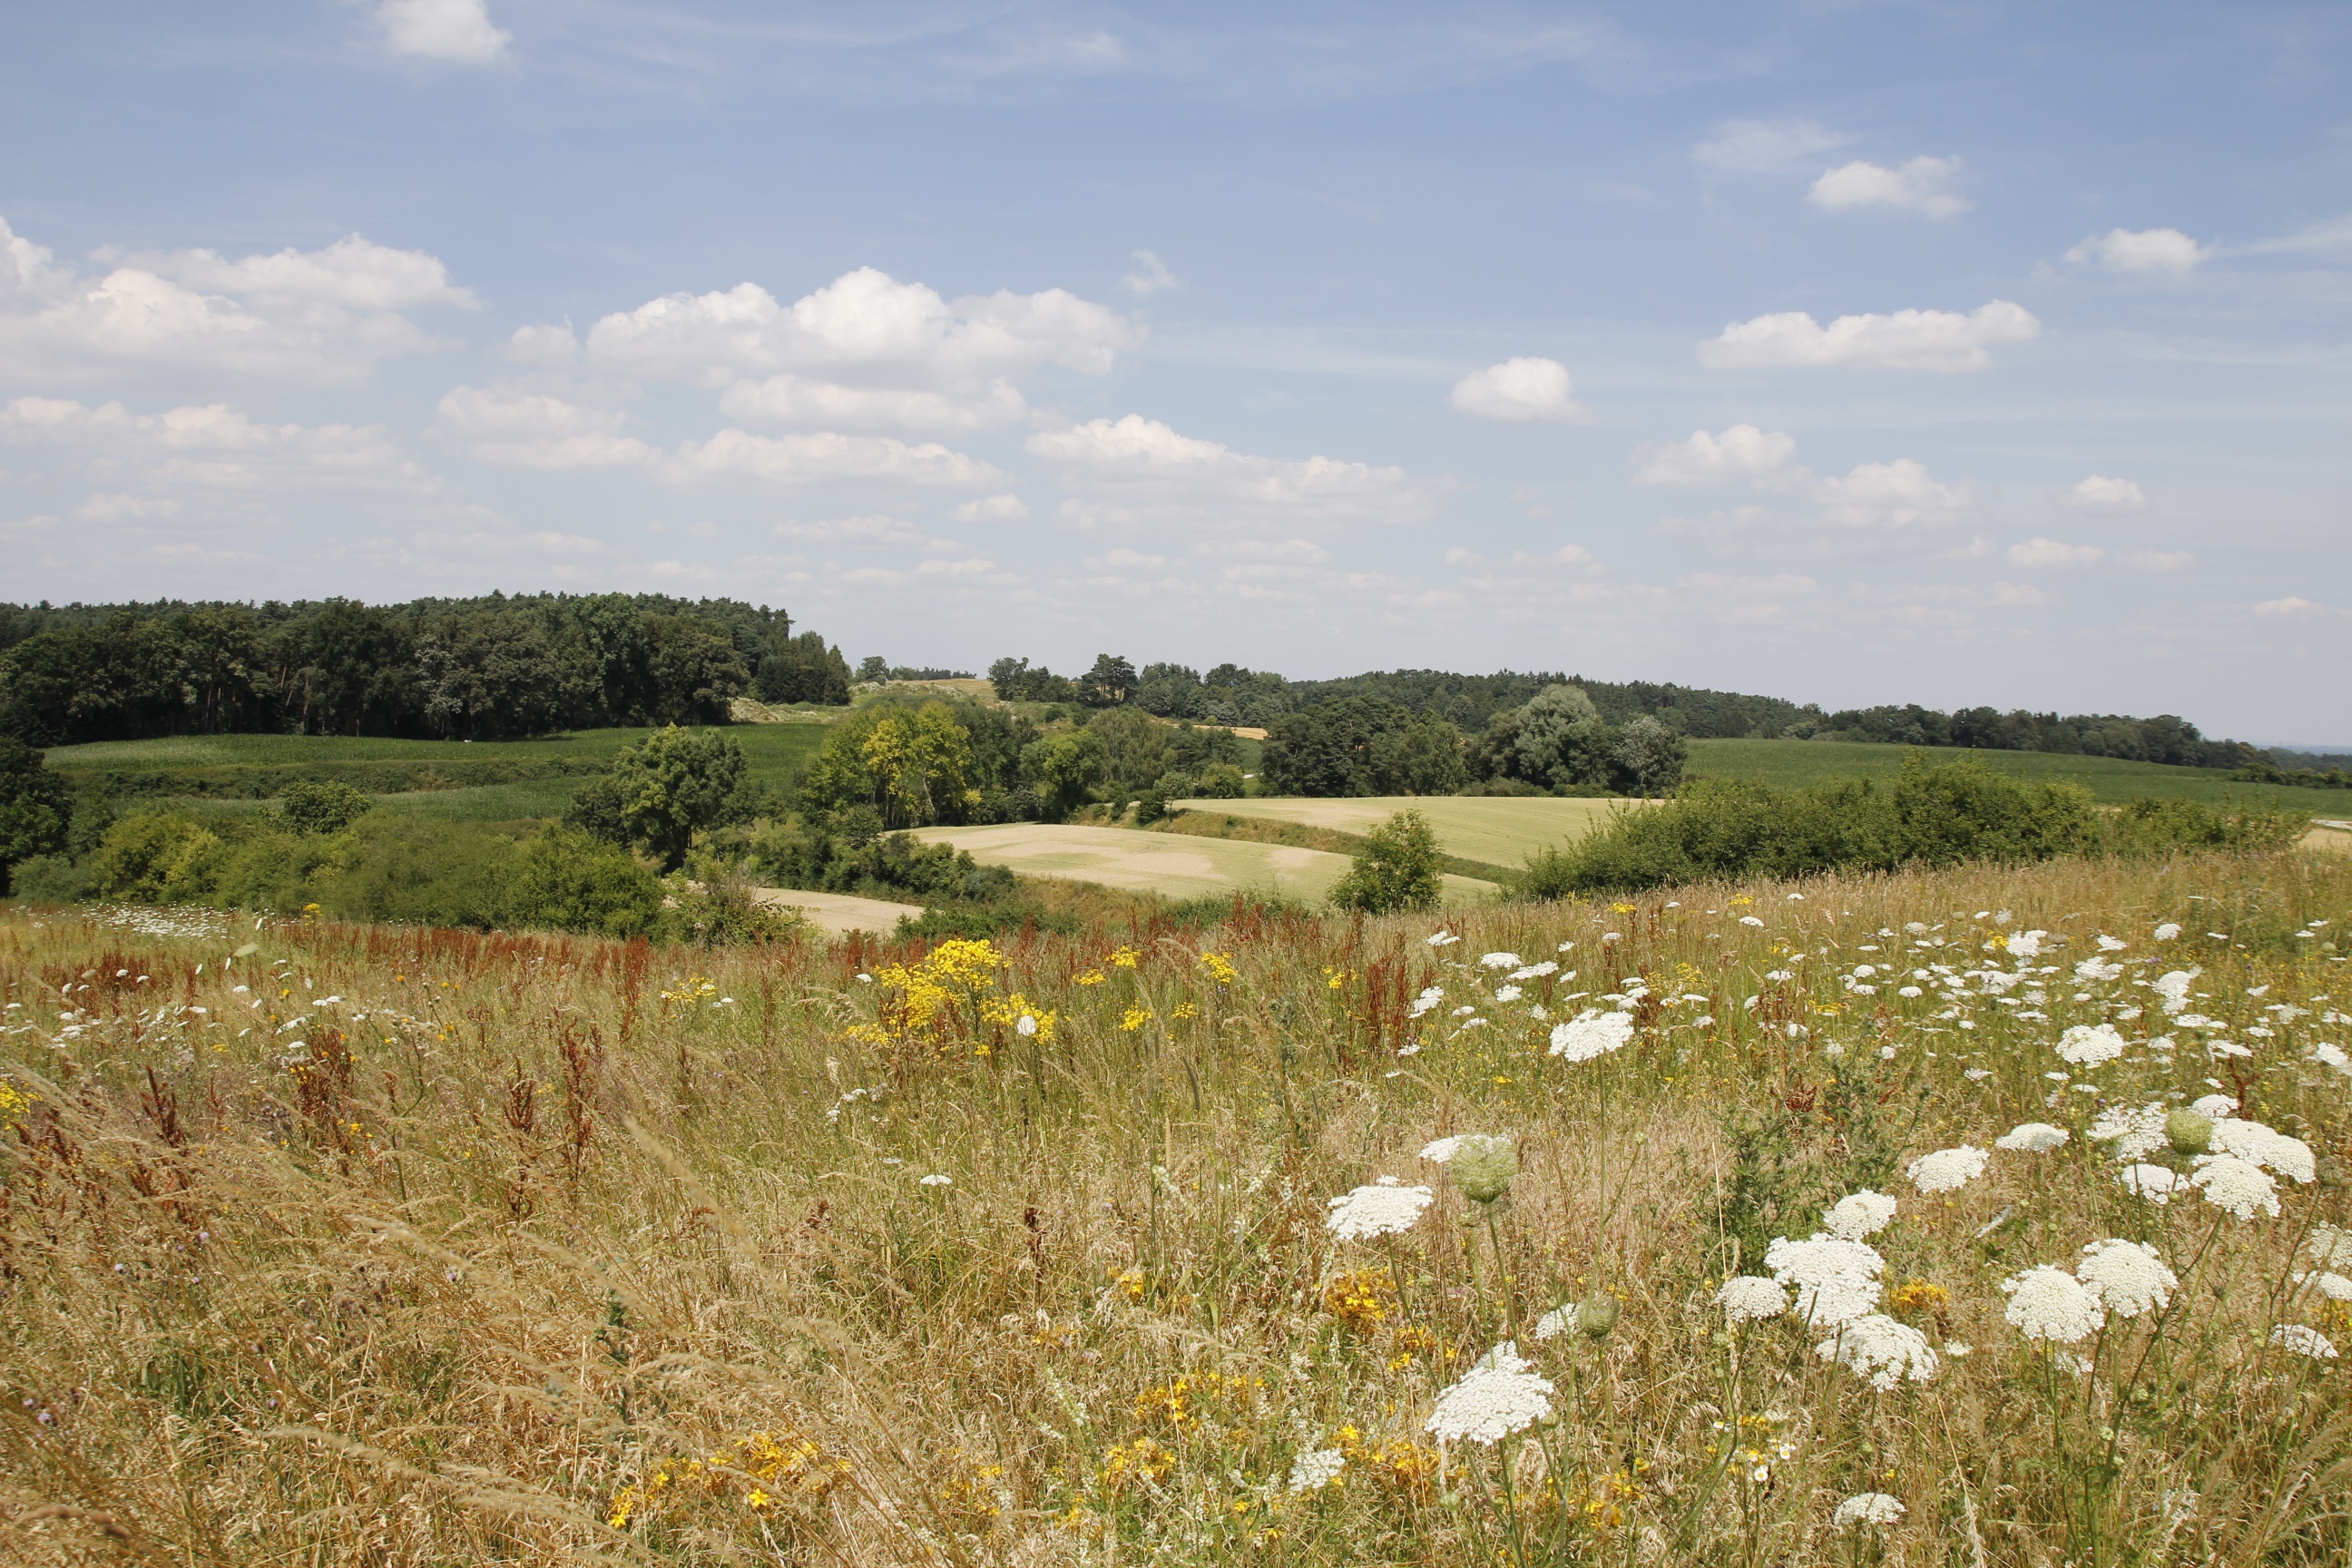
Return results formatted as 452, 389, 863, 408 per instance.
1426, 1342, 1554, 1445
1822, 1190, 1898, 1240
2058, 1023, 2127, 1067
2118, 1163, 2181, 1204
2270, 1324, 2339, 1359
1833, 1492, 1906, 1528
2190, 1093, 2238, 1118
1996, 1122, 2070, 1152
2210, 1119, 2317, 1184
1418, 1136, 1463, 1162
1906, 1145, 1989, 1194
2153, 968, 2196, 1011
2090, 1102, 2171, 1161
2003, 1265, 2104, 1343
1532, 1305, 1573, 1341
1478, 951, 1523, 970
2302, 1271, 2352, 1302
1765, 1235, 1885, 1328
1288, 1447, 1346, 1493
1716, 1275, 1789, 1324
1818, 1314, 1938, 1391
2190, 1154, 2280, 1220
2075, 1240, 2177, 1318
2309, 1222, 2352, 1271
1326, 1177, 1435, 1240
1549, 1009, 1635, 1063
2153, 922, 2181, 942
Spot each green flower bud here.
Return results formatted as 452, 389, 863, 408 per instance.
2165, 1109, 2213, 1157
1576, 1293, 1621, 1339
1448, 1134, 1518, 1205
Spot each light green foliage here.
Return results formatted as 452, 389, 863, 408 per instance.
609, 726, 751, 869
1192, 761, 1246, 799
798, 702, 984, 829
88, 812, 222, 903
508, 827, 663, 937
1021, 729, 1106, 821
276, 779, 372, 836
1329, 808, 1446, 913
1525, 752, 2306, 897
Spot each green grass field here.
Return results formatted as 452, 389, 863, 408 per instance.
1689, 738, 2347, 813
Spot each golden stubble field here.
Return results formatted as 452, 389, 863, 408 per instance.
2, 845, 2348, 1566
913, 821, 1502, 903
1166, 795, 1634, 871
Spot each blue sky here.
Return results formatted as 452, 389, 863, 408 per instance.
1, 3, 2347, 740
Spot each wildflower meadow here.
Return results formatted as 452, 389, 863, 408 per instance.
3, 844, 2349, 1564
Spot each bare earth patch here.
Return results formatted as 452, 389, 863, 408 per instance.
1167, 794, 1634, 870
912, 823, 1498, 903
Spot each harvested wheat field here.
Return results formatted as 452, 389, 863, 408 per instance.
1170, 794, 1633, 871
915, 821, 1501, 904
5, 846, 2351, 1566
750, 887, 926, 936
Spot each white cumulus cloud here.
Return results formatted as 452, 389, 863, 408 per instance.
1700, 300, 2039, 372
954, 493, 1030, 523
436, 387, 653, 469
1028, 414, 1432, 534
2007, 537, 2105, 568
2064, 228, 2208, 279
1812, 459, 1973, 528
718, 374, 1027, 435
2061, 475, 2147, 514
1449, 357, 1583, 422
378, 0, 511, 64
0, 214, 470, 386
667, 427, 1004, 491
1807, 157, 1967, 218
1, 395, 430, 494
1633, 425, 1797, 485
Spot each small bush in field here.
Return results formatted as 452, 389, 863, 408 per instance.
1330, 808, 1444, 913
276, 779, 372, 836
508, 827, 663, 938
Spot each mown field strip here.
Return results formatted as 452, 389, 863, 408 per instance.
913, 823, 1498, 903
1167, 794, 1630, 870
750, 887, 924, 935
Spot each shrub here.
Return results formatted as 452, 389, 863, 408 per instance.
609, 726, 753, 868
1193, 762, 1246, 799
88, 813, 222, 903
508, 828, 663, 938
1329, 809, 1445, 914
318, 818, 518, 930
0, 734, 73, 895
1523, 752, 2299, 897
277, 779, 373, 836
7, 853, 88, 903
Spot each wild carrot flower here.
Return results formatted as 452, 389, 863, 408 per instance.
1906, 1145, 1987, 1194
1326, 1177, 1434, 1240
1549, 1009, 1634, 1063
2075, 1240, 2176, 1318
2191, 1154, 2279, 1220
2270, 1325, 2338, 1359
2309, 1222, 2352, 1271
1823, 1190, 1897, 1240
2091, 1102, 2170, 1161
1445, 1134, 1518, 1203
1716, 1275, 1789, 1324
1765, 1235, 1884, 1328
2118, 1163, 2181, 1203
1426, 1342, 1553, 1445
1289, 1447, 1346, 1493
1818, 1314, 1937, 1390
2210, 1119, 2317, 1183
2003, 1265, 2103, 1343
1996, 1122, 2069, 1152
1833, 1493, 1906, 1527
2058, 1023, 2126, 1067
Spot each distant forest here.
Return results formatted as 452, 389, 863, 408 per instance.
988, 654, 2278, 772
0, 598, 2316, 778
0, 595, 850, 745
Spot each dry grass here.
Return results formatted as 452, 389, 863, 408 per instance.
2, 848, 2348, 1565
912, 823, 1500, 904
1167, 795, 1631, 870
